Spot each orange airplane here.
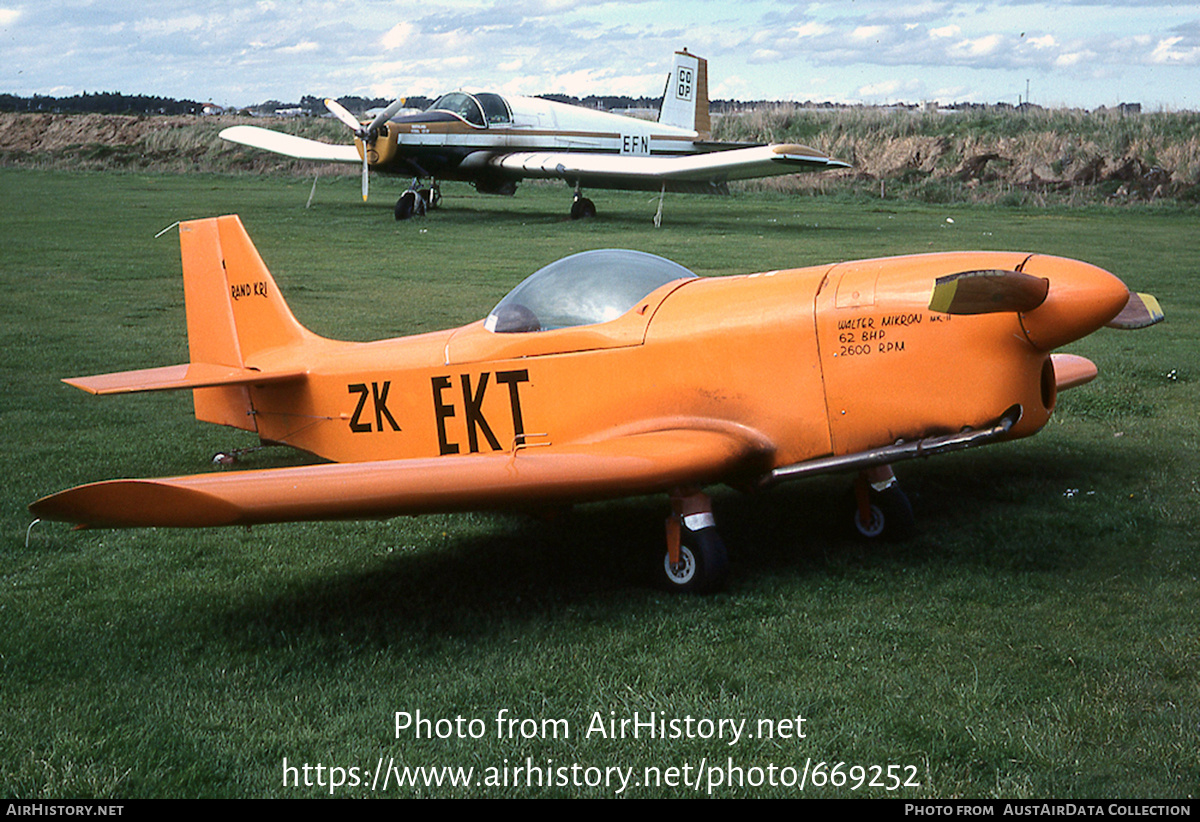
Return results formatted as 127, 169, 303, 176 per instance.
30, 216, 1163, 592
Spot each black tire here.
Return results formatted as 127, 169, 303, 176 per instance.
847, 485, 916, 541
661, 526, 729, 594
395, 191, 416, 220
570, 197, 596, 220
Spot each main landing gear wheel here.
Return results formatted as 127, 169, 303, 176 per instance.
396, 190, 420, 219
661, 526, 729, 594
848, 483, 916, 541
570, 193, 596, 220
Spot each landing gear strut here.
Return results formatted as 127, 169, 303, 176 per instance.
395, 179, 441, 220
660, 488, 728, 593
849, 465, 916, 541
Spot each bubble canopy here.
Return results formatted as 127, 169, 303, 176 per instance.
485, 250, 698, 334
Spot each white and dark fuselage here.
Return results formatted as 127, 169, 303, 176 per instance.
369, 92, 714, 192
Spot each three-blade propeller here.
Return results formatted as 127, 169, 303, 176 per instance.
325, 97, 406, 201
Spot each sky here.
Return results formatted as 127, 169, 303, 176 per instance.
2, 1, 1199, 110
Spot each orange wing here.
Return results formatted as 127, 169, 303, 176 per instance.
30, 423, 774, 529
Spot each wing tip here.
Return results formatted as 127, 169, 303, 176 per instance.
30, 479, 243, 529
770, 143, 852, 169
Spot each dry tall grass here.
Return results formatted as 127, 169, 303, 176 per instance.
715, 105, 1200, 204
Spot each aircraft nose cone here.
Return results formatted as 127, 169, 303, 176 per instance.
1018, 256, 1130, 350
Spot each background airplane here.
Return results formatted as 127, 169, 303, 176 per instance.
219, 50, 850, 220
29, 216, 1162, 593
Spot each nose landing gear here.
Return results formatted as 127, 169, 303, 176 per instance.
660, 488, 728, 594
849, 466, 916, 541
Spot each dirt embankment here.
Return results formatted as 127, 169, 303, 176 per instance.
839, 133, 1192, 200
0, 112, 191, 152
0, 112, 350, 175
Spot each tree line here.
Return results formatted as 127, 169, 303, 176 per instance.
0, 91, 202, 115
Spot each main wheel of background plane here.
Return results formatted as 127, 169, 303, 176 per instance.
395, 190, 428, 220
395, 192, 414, 220
661, 526, 729, 594
570, 197, 596, 220
847, 485, 916, 541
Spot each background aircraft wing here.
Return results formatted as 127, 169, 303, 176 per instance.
219, 125, 361, 163
30, 423, 775, 529
476, 143, 850, 192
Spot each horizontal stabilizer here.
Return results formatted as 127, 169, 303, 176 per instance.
1050, 353, 1098, 391
30, 423, 773, 529
928, 269, 1050, 315
219, 125, 361, 163
1106, 292, 1164, 329
64, 363, 306, 395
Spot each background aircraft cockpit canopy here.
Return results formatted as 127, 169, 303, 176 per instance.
428, 91, 513, 127
485, 249, 697, 333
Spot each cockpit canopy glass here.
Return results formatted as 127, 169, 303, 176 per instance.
485, 249, 697, 334
475, 93, 512, 125
428, 92, 511, 127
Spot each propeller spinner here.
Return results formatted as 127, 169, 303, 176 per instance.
325, 97, 406, 201
928, 259, 1156, 351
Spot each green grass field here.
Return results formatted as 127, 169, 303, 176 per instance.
1, 167, 1197, 798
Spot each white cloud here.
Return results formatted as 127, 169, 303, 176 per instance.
929, 25, 960, 39
381, 22, 415, 51
1151, 35, 1200, 64
279, 41, 318, 55
1055, 51, 1088, 67
875, 1, 949, 21
791, 22, 832, 38
132, 13, 209, 37
850, 25, 888, 42
0, 7, 21, 26
858, 79, 903, 97
749, 48, 783, 63
857, 77, 924, 99
948, 34, 1003, 58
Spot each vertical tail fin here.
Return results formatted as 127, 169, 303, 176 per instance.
658, 49, 711, 139
60, 216, 311, 433
181, 215, 313, 366
180, 215, 315, 430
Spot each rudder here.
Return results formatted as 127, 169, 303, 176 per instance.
180, 215, 314, 430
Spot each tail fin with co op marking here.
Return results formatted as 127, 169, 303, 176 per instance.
658, 49, 711, 139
